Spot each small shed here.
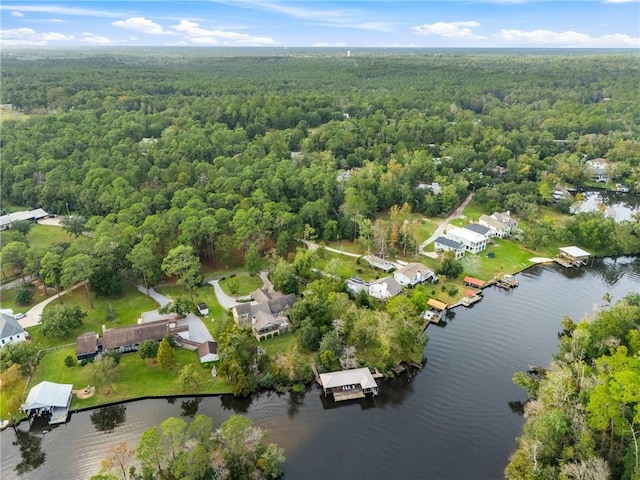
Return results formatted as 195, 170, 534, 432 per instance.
197, 303, 209, 315
198, 341, 219, 363
22, 381, 73, 425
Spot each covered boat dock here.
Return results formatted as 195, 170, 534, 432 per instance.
22, 381, 73, 425
318, 368, 379, 402
464, 276, 485, 288
555, 246, 592, 268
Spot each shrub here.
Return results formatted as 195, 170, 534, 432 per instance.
292, 383, 306, 393
259, 373, 275, 389
14, 285, 33, 306
101, 349, 122, 365
64, 355, 77, 368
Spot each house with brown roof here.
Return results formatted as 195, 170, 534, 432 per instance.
75, 318, 187, 360
198, 341, 219, 363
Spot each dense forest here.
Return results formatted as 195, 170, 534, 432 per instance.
1, 50, 639, 478
507, 294, 640, 480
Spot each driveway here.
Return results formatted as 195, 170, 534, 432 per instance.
17, 283, 83, 329
207, 279, 241, 310
136, 286, 213, 344
419, 192, 474, 255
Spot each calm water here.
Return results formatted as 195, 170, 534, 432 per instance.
572, 190, 640, 221
2, 257, 640, 480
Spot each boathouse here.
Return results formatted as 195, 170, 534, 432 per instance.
556, 246, 592, 268
464, 276, 485, 289
318, 368, 379, 401
22, 381, 73, 425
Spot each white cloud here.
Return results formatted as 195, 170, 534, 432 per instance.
0, 4, 126, 18
496, 28, 639, 47
11, 10, 23, 17
50, 19, 63, 23
1, 27, 37, 38
313, 42, 348, 47
81, 35, 113, 45
41, 32, 75, 41
172, 20, 276, 45
413, 21, 481, 38
112, 17, 171, 35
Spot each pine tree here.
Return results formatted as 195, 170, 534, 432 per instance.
156, 338, 176, 370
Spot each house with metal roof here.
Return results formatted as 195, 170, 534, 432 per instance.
0, 208, 49, 230
318, 367, 379, 401
446, 227, 487, 254
0, 311, 27, 348
364, 255, 395, 272
434, 236, 465, 259
463, 223, 492, 240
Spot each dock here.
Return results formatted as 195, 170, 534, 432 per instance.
496, 274, 518, 289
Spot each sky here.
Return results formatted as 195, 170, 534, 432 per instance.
1, 1, 639, 49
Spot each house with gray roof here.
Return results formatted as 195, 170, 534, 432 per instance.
463, 223, 492, 239
394, 262, 437, 287
368, 276, 403, 301
0, 311, 27, 348
231, 293, 297, 341
479, 211, 518, 238
434, 236, 465, 259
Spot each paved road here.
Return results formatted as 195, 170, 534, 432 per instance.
17, 283, 83, 328
207, 279, 241, 309
419, 192, 474, 255
302, 240, 361, 258
136, 286, 213, 344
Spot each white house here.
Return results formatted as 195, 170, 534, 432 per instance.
198, 341, 219, 363
479, 212, 518, 238
364, 255, 395, 272
0, 311, 27, 348
434, 236, 465, 259
394, 263, 437, 287
446, 227, 487, 254
368, 277, 403, 301
586, 159, 609, 183
462, 223, 492, 241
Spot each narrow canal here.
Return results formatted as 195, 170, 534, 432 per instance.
2, 257, 639, 480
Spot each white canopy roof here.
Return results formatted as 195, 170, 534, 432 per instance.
319, 368, 377, 390
23, 381, 73, 411
559, 246, 591, 258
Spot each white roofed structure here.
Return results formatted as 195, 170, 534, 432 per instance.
22, 381, 73, 424
318, 367, 379, 401
556, 246, 592, 268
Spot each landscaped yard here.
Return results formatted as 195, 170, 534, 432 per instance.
0, 284, 49, 314
219, 273, 263, 296
27, 224, 74, 249
30, 346, 231, 410
27, 287, 159, 349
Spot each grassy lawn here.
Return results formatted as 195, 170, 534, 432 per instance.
0, 285, 49, 313
417, 218, 439, 241
219, 273, 263, 296
326, 239, 364, 255
28, 224, 74, 248
459, 238, 538, 281
29, 346, 231, 410
27, 288, 159, 349
313, 251, 363, 280
461, 201, 487, 221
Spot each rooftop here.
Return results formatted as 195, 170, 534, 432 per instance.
319, 367, 377, 390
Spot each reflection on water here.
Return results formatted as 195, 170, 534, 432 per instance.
90, 405, 126, 432
12, 428, 45, 475
2, 257, 639, 480
572, 190, 640, 221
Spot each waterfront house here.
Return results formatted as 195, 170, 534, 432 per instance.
462, 223, 492, 241
0, 311, 27, 348
394, 262, 437, 287
318, 367, 379, 401
434, 236, 465, 259
586, 158, 609, 183
479, 211, 518, 238
75, 318, 187, 360
364, 255, 395, 272
231, 292, 296, 341
22, 381, 73, 425
368, 276, 403, 301
446, 227, 487, 254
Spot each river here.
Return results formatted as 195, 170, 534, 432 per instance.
2, 257, 640, 480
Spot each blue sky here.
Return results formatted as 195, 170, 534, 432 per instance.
1, 1, 639, 48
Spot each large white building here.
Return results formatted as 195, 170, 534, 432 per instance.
446, 227, 487, 254
394, 263, 437, 287
0, 311, 27, 348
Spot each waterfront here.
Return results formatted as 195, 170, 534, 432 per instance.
2, 257, 639, 480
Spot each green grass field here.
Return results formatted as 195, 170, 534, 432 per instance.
219, 273, 263, 296
27, 224, 74, 248
0, 285, 49, 313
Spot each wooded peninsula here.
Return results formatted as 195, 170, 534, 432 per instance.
1, 49, 639, 479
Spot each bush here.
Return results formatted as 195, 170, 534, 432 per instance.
292, 383, 306, 393
259, 373, 275, 389
447, 286, 459, 297
101, 349, 122, 365
14, 285, 33, 306
64, 355, 77, 368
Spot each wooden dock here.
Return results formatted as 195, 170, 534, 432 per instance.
496, 274, 518, 289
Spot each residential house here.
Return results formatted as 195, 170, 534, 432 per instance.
586, 158, 609, 183
434, 236, 465, 259
231, 293, 297, 341
479, 211, 518, 238
198, 341, 219, 363
394, 262, 437, 287
364, 255, 395, 272
0, 311, 27, 347
446, 227, 487, 254
75, 318, 187, 360
416, 182, 442, 195
368, 276, 403, 301
462, 223, 492, 240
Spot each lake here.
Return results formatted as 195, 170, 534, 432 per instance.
2, 257, 640, 480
